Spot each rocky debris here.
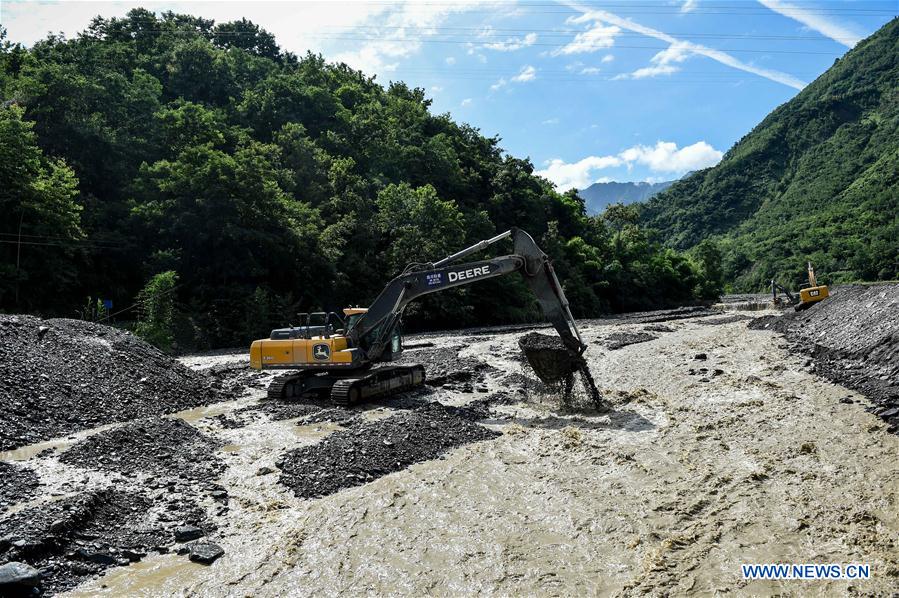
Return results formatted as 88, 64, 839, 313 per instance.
278, 403, 500, 499
299, 408, 362, 428
0, 316, 233, 450
205, 362, 269, 395
188, 542, 224, 564
0, 462, 39, 514
174, 525, 205, 542
237, 400, 324, 422
750, 284, 899, 433
59, 418, 225, 482
643, 324, 674, 333
395, 345, 497, 390
602, 331, 657, 350
0, 488, 207, 594
697, 314, 755, 326
581, 306, 717, 327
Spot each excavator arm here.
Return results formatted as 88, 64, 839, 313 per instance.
349, 228, 585, 362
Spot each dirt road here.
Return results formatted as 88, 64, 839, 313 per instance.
47, 313, 898, 596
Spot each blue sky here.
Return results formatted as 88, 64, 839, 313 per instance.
2, 1, 896, 189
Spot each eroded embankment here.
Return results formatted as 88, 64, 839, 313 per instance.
750, 284, 899, 433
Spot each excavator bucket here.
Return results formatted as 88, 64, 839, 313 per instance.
518, 332, 583, 383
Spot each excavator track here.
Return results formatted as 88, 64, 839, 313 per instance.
330, 364, 426, 406
266, 371, 317, 401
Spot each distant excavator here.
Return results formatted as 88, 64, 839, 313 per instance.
771, 261, 830, 311
250, 228, 600, 406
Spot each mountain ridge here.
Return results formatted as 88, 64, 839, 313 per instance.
641, 17, 899, 291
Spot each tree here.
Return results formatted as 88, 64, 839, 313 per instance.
0, 105, 82, 310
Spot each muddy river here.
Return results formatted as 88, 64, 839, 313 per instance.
7, 313, 897, 596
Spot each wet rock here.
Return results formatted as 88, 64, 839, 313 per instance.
278, 403, 499, 499
0, 316, 234, 450
256, 467, 275, 476
174, 526, 205, 542
189, 543, 224, 565
0, 561, 41, 587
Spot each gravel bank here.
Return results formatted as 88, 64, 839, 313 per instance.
277, 403, 500, 498
0, 316, 233, 450
749, 284, 899, 432
0, 462, 39, 514
59, 418, 225, 482
0, 489, 208, 594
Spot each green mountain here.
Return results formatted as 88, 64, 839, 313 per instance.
579, 180, 674, 215
641, 18, 899, 291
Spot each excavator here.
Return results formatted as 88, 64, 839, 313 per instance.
770, 261, 830, 311
249, 228, 599, 406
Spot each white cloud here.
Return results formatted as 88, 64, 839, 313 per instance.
536, 140, 723, 190
536, 156, 625, 190
461, 98, 473, 107
619, 141, 722, 173
445, 56, 457, 65
511, 65, 537, 82
484, 32, 537, 51
580, 67, 602, 75
491, 65, 537, 90
680, 0, 699, 13
430, 85, 443, 92
601, 54, 615, 63
554, 21, 621, 55
542, 117, 560, 125
562, 2, 807, 90
617, 41, 692, 79
758, 0, 862, 47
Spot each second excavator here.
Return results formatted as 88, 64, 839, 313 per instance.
250, 228, 600, 406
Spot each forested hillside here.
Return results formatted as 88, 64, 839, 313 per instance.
0, 10, 720, 349
641, 18, 898, 292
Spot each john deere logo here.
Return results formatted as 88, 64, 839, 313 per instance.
312, 343, 331, 361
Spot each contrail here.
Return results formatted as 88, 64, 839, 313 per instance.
561, 1, 807, 90
758, 0, 862, 48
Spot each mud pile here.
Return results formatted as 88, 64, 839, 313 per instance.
0, 489, 208, 594
59, 418, 225, 482
0, 316, 233, 450
395, 345, 497, 390
0, 462, 39, 514
602, 331, 657, 350
277, 403, 499, 498
750, 284, 899, 432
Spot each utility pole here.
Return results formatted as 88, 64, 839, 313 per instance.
14, 208, 24, 307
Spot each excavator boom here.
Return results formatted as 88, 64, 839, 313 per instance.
350, 228, 585, 360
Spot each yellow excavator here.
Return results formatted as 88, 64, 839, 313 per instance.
771, 261, 830, 311
250, 228, 595, 405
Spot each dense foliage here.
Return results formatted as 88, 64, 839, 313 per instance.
642, 18, 898, 292
0, 11, 719, 349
